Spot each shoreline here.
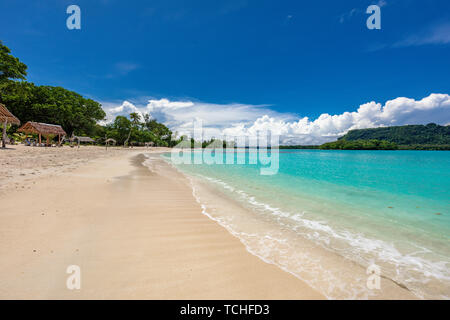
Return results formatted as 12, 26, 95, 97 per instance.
166, 158, 418, 300
0, 147, 323, 299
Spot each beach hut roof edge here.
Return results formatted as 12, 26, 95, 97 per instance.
0, 104, 20, 125
18, 121, 67, 136
74, 136, 95, 142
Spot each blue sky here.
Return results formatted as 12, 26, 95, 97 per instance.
1, 0, 450, 143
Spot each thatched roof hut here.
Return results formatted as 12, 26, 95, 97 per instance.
71, 136, 95, 147
18, 121, 67, 145
1, 104, 20, 148
18, 121, 66, 136
73, 136, 95, 143
0, 104, 20, 126
105, 138, 116, 149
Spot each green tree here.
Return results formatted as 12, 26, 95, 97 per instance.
143, 114, 172, 146
106, 116, 131, 145
124, 112, 141, 146
0, 41, 28, 86
130, 112, 141, 128
340, 124, 450, 145
319, 139, 398, 150
0, 81, 106, 136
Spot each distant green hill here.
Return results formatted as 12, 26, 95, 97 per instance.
280, 123, 450, 150
340, 123, 450, 145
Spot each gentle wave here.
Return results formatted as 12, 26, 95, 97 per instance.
156, 153, 450, 299
195, 174, 450, 299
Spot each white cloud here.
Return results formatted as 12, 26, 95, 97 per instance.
142, 99, 291, 138
339, 1, 387, 24
101, 94, 450, 145
395, 22, 450, 47
339, 8, 359, 24
115, 62, 139, 75
147, 98, 194, 111
377, 0, 387, 8
224, 94, 450, 145
100, 100, 146, 125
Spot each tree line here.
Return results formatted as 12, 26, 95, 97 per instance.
319, 139, 398, 150
102, 113, 179, 147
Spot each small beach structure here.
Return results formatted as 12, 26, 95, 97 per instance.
0, 104, 21, 148
70, 135, 95, 147
18, 121, 66, 146
74, 136, 95, 143
105, 138, 116, 150
69, 135, 95, 148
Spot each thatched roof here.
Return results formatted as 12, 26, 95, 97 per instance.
18, 121, 66, 136
74, 136, 95, 143
0, 104, 20, 125
105, 138, 117, 146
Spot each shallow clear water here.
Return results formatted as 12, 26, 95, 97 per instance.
162, 149, 450, 299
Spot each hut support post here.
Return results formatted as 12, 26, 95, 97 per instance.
39, 133, 42, 145
1, 120, 7, 149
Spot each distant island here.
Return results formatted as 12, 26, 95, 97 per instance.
280, 124, 450, 150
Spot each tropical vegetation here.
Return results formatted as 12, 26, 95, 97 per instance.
319, 139, 398, 150
0, 40, 175, 146
341, 123, 450, 145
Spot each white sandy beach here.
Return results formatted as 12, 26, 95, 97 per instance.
0, 145, 324, 299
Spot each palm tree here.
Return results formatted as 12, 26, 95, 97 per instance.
124, 112, 141, 147
130, 112, 141, 127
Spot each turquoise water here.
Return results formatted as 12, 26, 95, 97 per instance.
162, 150, 450, 299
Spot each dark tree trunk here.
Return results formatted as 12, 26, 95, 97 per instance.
2, 120, 7, 148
